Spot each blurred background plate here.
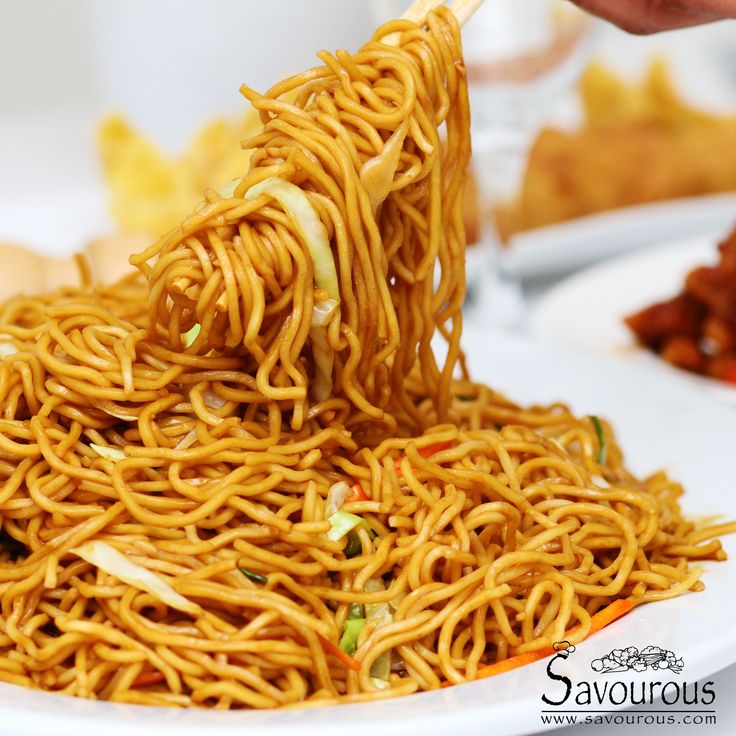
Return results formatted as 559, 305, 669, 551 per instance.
500, 193, 736, 279
529, 233, 736, 404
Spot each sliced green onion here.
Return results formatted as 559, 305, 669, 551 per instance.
239, 567, 267, 585
348, 602, 364, 620
71, 541, 200, 615
589, 415, 607, 465
183, 323, 201, 348
370, 676, 391, 690
359, 117, 409, 214
327, 511, 365, 542
90, 443, 125, 462
344, 530, 362, 558
339, 617, 367, 655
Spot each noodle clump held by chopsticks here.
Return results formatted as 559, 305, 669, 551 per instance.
0, 8, 732, 709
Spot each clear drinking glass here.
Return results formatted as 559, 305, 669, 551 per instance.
371, 1, 598, 324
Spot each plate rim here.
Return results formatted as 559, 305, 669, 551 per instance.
500, 192, 736, 279
1, 328, 735, 736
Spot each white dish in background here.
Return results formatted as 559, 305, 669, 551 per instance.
0, 190, 490, 298
0, 188, 112, 257
500, 193, 736, 279
530, 233, 736, 405
2, 325, 736, 736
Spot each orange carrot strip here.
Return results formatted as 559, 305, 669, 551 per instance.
418, 441, 452, 458
131, 670, 166, 688
318, 635, 361, 671
467, 650, 552, 683
347, 482, 368, 502
447, 597, 636, 685
395, 441, 452, 477
583, 597, 635, 635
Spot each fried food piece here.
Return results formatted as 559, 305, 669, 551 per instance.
624, 294, 705, 347
625, 226, 736, 384
496, 60, 736, 241
99, 113, 259, 236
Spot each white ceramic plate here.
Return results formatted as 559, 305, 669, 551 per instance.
530, 234, 736, 405
2, 325, 735, 736
500, 193, 736, 279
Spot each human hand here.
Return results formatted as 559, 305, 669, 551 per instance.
570, 0, 736, 34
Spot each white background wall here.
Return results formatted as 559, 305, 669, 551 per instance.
1, 0, 374, 140
0, 0, 377, 247
0, 0, 734, 250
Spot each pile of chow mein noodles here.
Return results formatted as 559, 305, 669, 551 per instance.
0, 8, 733, 709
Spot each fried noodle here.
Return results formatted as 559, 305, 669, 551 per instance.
0, 9, 732, 710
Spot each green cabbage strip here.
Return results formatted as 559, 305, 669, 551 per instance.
244, 177, 340, 400
365, 577, 392, 686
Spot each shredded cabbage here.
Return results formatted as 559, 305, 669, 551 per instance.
218, 177, 242, 199
365, 577, 392, 684
175, 429, 198, 450
98, 406, 136, 421
389, 590, 407, 611
185, 477, 207, 486
326, 481, 352, 517
327, 511, 365, 542
244, 177, 340, 400
244, 177, 339, 301
71, 541, 200, 615
311, 297, 339, 327
183, 323, 201, 348
202, 389, 227, 410
359, 117, 409, 214
309, 324, 334, 402
90, 443, 125, 462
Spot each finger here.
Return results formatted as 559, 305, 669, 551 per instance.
664, 0, 736, 18
571, 0, 722, 33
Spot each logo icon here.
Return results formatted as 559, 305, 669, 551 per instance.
591, 646, 684, 674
